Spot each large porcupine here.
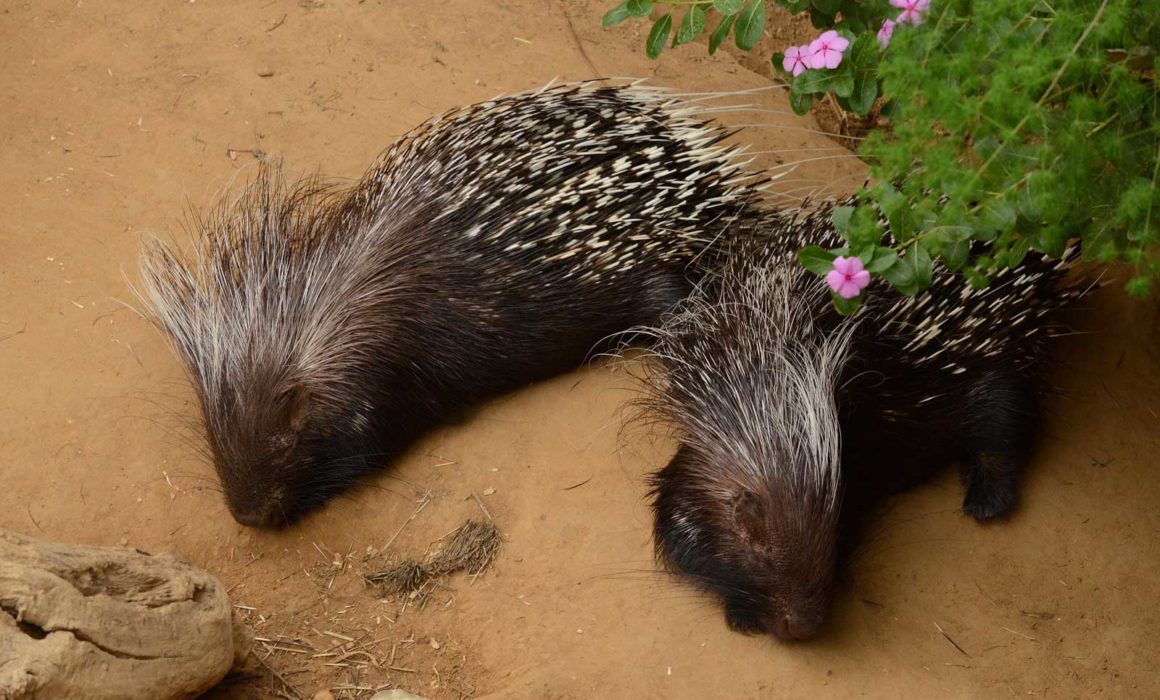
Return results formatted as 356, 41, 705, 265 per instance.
638, 205, 1088, 640
139, 82, 766, 527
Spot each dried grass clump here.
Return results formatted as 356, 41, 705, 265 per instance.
365, 519, 502, 597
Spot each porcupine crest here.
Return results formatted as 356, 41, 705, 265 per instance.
138, 81, 768, 526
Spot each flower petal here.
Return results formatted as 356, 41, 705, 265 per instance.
792, 63, 806, 76
837, 281, 861, 299
818, 30, 838, 43
889, 0, 907, 7
831, 36, 850, 52
824, 50, 843, 69
851, 270, 871, 288
831, 256, 851, 274
845, 256, 865, 274
825, 270, 846, 293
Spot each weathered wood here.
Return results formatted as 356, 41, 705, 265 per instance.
0, 529, 248, 699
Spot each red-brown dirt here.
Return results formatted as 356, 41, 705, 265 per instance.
1, 1, 1157, 698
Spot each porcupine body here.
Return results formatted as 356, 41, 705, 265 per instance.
140, 82, 764, 528
641, 204, 1088, 640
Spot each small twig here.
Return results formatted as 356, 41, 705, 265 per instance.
383, 490, 433, 551
26, 504, 43, 532
471, 492, 493, 522
0, 323, 27, 343
250, 649, 304, 700
1001, 626, 1038, 642
934, 622, 971, 657
562, 475, 593, 491
267, 13, 287, 31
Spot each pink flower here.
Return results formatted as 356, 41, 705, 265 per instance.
891, 0, 930, 26
807, 30, 850, 70
782, 45, 810, 77
825, 256, 871, 299
877, 19, 896, 48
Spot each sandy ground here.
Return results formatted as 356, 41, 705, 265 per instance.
1, 1, 1158, 698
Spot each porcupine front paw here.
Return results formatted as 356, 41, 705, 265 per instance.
961, 453, 1018, 522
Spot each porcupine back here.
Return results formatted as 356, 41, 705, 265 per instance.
139, 81, 766, 526
639, 202, 1089, 639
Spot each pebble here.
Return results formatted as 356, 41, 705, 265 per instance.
312, 692, 335, 700
370, 691, 428, 700
257, 67, 274, 77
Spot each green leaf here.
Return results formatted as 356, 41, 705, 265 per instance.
712, 0, 745, 15
881, 256, 919, 295
812, 0, 842, 13
940, 239, 970, 270
734, 0, 765, 51
788, 88, 812, 115
1004, 237, 1031, 268
846, 204, 883, 247
626, 0, 652, 17
979, 199, 1017, 234
832, 292, 863, 316
771, 51, 788, 76
831, 61, 855, 98
799, 245, 837, 276
846, 32, 879, 72
793, 61, 854, 97
908, 243, 934, 289
864, 246, 898, 273
708, 14, 736, 54
646, 14, 672, 59
809, 8, 831, 29
675, 5, 707, 45
831, 206, 854, 235
601, 2, 631, 27
846, 74, 877, 114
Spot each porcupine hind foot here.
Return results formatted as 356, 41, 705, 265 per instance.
958, 369, 1039, 522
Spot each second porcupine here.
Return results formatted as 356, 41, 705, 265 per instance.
638, 205, 1089, 640
139, 82, 765, 528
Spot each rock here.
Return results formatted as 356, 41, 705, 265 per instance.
0, 528, 247, 699
256, 67, 274, 77
312, 691, 336, 700
370, 690, 429, 700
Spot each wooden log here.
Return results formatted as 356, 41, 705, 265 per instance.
0, 529, 248, 699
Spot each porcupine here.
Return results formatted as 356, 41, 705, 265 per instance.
138, 81, 767, 528
639, 204, 1088, 640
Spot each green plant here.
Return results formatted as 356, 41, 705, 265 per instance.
603, 0, 1160, 311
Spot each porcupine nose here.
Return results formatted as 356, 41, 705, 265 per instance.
774, 613, 825, 641
226, 492, 290, 528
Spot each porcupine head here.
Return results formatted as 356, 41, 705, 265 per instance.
139, 165, 412, 528
649, 259, 850, 641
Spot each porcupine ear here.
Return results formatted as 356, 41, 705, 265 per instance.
270, 384, 313, 449
730, 491, 767, 546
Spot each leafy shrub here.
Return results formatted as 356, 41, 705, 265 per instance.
603, 0, 1159, 310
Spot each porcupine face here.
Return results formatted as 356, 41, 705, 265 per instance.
196, 362, 386, 528
653, 446, 841, 640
